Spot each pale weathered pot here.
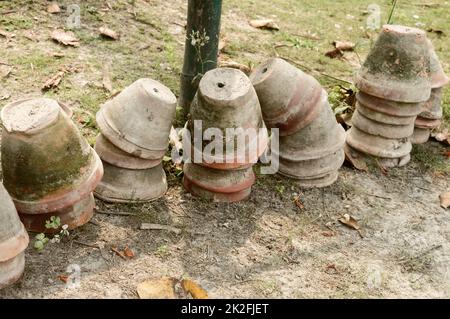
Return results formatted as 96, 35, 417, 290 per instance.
19, 193, 95, 234
344, 143, 411, 168
277, 95, 346, 161
250, 58, 323, 136
278, 149, 344, 182
0, 183, 29, 289
411, 127, 431, 144
356, 91, 424, 118
95, 134, 161, 170
428, 39, 450, 89
96, 78, 177, 159
356, 102, 417, 126
346, 126, 412, 159
419, 88, 443, 120
356, 25, 431, 103
94, 162, 167, 203
187, 68, 268, 170
351, 109, 415, 139
414, 116, 441, 129
1, 98, 103, 215
183, 163, 255, 195
183, 177, 252, 203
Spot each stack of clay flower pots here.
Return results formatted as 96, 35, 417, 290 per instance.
412, 39, 449, 144
250, 58, 346, 187
0, 183, 29, 289
95, 78, 176, 203
182, 68, 268, 202
346, 25, 432, 167
1, 98, 103, 233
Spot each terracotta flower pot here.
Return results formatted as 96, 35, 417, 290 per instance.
419, 88, 443, 120
428, 39, 450, 89
277, 95, 346, 161
95, 134, 161, 170
250, 58, 323, 136
186, 68, 268, 170
1, 98, 103, 218
356, 25, 431, 103
94, 162, 167, 203
344, 143, 411, 168
19, 193, 95, 234
0, 183, 29, 289
346, 126, 412, 159
356, 91, 424, 118
411, 127, 431, 145
182, 163, 255, 202
351, 109, 415, 139
96, 78, 177, 159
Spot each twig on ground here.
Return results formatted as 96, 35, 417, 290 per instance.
140, 223, 182, 235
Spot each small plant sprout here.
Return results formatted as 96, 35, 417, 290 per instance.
34, 216, 71, 251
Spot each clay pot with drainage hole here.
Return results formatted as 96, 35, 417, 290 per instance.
96, 78, 177, 159
250, 58, 323, 136
1, 98, 103, 223
186, 68, 268, 170
182, 163, 255, 202
94, 162, 167, 203
0, 183, 29, 289
355, 25, 431, 103
94, 134, 161, 170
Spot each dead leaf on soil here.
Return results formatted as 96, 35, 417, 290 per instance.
0, 30, 15, 39
123, 247, 135, 258
325, 48, 344, 59
439, 191, 450, 209
293, 194, 305, 210
322, 231, 335, 237
111, 246, 127, 260
333, 40, 355, 51
219, 60, 252, 75
0, 64, 13, 78
47, 2, 61, 14
137, 277, 177, 299
99, 26, 119, 40
0, 93, 11, 101
249, 19, 280, 31
181, 279, 209, 299
431, 129, 450, 146
51, 29, 80, 47
42, 70, 65, 91
344, 146, 369, 172
338, 214, 360, 230
57, 275, 69, 283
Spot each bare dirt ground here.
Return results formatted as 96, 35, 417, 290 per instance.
0, 0, 449, 298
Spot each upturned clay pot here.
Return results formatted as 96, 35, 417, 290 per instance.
250, 58, 323, 135
411, 127, 431, 144
428, 39, 450, 89
94, 162, 167, 203
346, 126, 412, 159
0, 183, 29, 289
356, 25, 431, 103
19, 194, 95, 234
183, 163, 255, 193
277, 95, 346, 161
419, 88, 443, 120
95, 134, 161, 170
278, 149, 345, 183
356, 91, 424, 118
96, 78, 177, 159
414, 116, 441, 129
186, 68, 268, 170
344, 143, 411, 168
351, 109, 415, 139
1, 98, 103, 216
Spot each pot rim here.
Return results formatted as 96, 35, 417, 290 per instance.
0, 224, 29, 262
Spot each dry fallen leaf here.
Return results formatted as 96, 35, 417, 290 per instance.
440, 191, 450, 209
333, 40, 355, 51
325, 48, 344, 59
111, 246, 127, 260
219, 60, 252, 75
137, 278, 177, 299
344, 145, 369, 172
293, 194, 305, 210
42, 70, 65, 91
51, 29, 80, 47
249, 19, 280, 31
123, 247, 135, 258
338, 214, 360, 230
181, 279, 208, 299
99, 27, 119, 40
431, 129, 450, 146
57, 275, 69, 283
47, 2, 61, 14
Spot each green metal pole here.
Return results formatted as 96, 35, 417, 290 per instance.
179, 0, 223, 119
